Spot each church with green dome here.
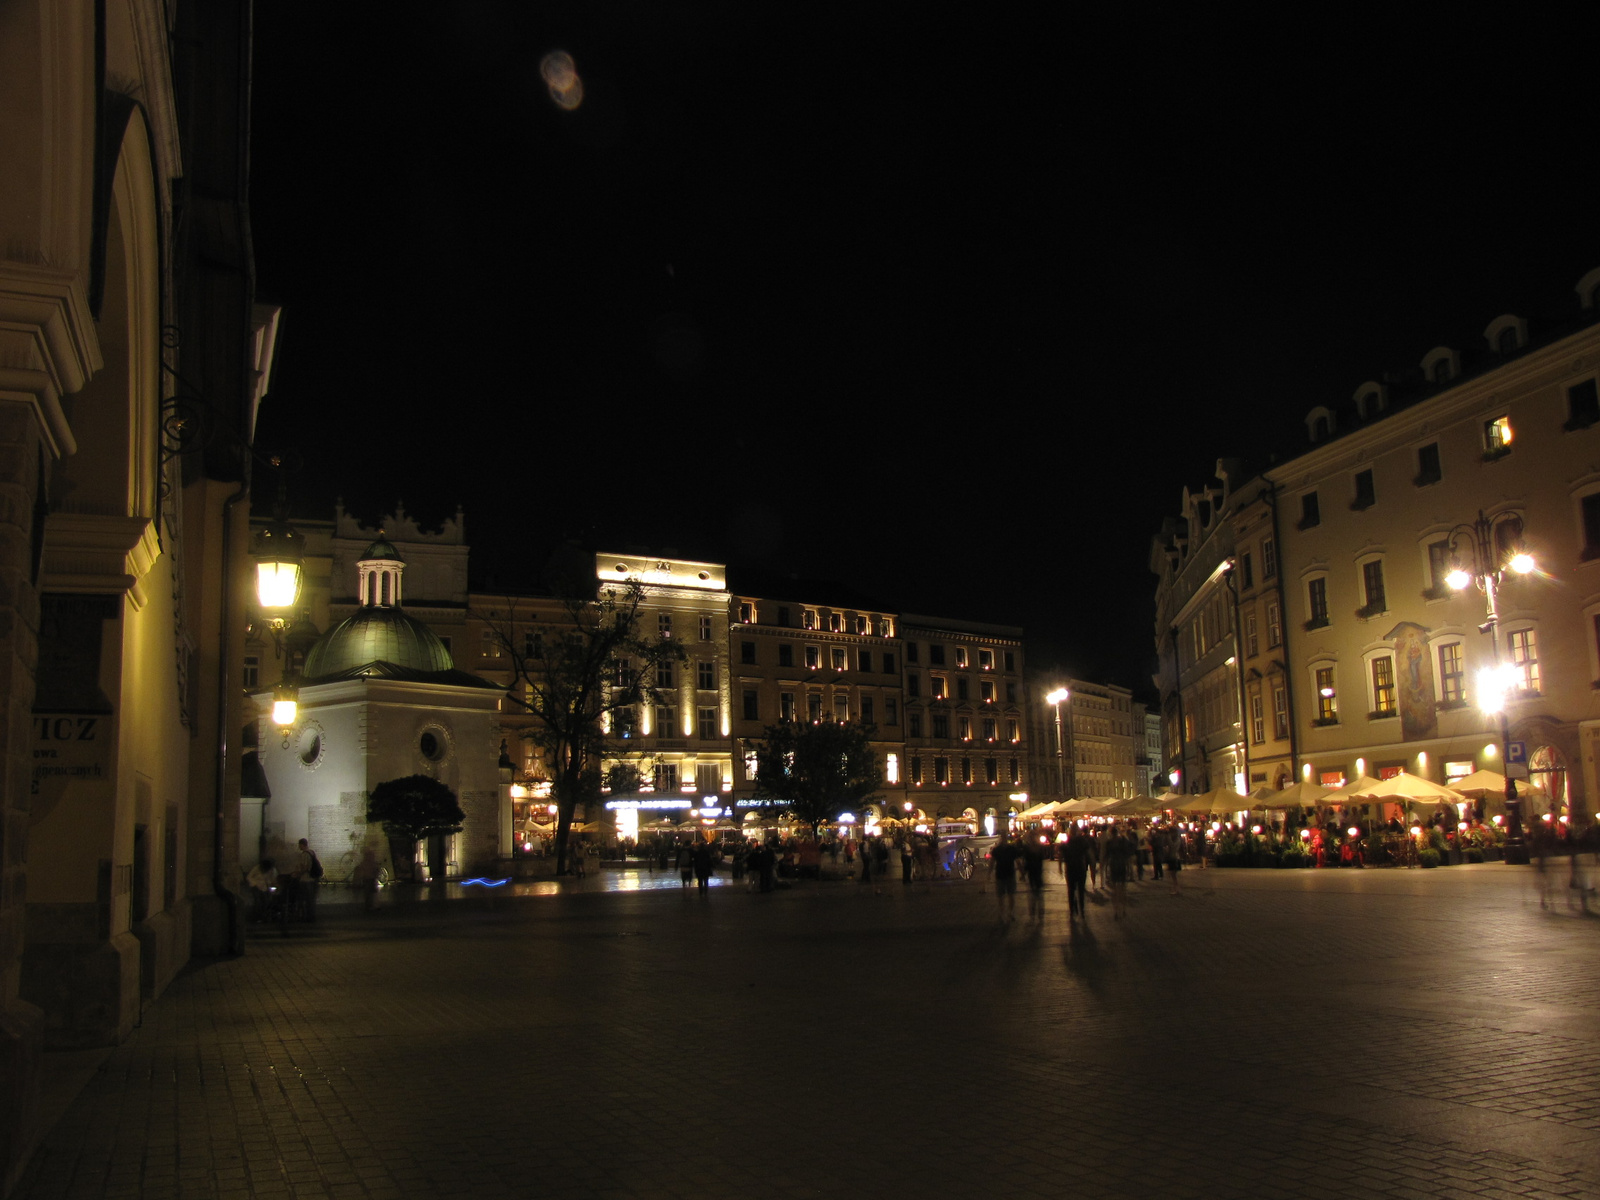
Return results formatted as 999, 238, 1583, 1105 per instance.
253, 538, 504, 879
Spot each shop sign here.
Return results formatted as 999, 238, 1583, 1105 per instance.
32, 713, 110, 795
605, 798, 691, 810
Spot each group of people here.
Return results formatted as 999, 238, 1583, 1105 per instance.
244, 838, 323, 922
990, 822, 1189, 922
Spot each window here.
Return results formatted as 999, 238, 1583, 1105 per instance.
908, 712, 922, 738
803, 609, 816, 630
1299, 492, 1321, 529
1009, 758, 1020, 785
652, 763, 679, 792
1568, 380, 1600, 430
1006, 682, 1018, 703
696, 763, 721, 795
980, 680, 995, 702
1437, 642, 1464, 704
821, 612, 837, 632
1262, 539, 1277, 579
979, 649, 993, 670
1007, 718, 1019, 742
805, 646, 820, 669
934, 757, 949, 784
1245, 611, 1259, 658
982, 717, 997, 741
780, 692, 796, 721
907, 674, 921, 698
956, 678, 969, 700
932, 714, 949, 739
960, 757, 972, 784
831, 647, 846, 671
658, 613, 673, 638
738, 602, 753, 624
1352, 470, 1375, 511
854, 616, 867, 634
1426, 539, 1452, 596
696, 615, 711, 641
910, 756, 922, 785
697, 661, 716, 689
1306, 578, 1329, 629
860, 696, 874, 724
243, 655, 259, 690
1370, 655, 1396, 716
656, 661, 674, 688
1416, 443, 1442, 486
698, 707, 717, 740
1004, 651, 1015, 671
1484, 415, 1513, 457
777, 644, 793, 668
1360, 560, 1386, 615
882, 652, 895, 673
742, 690, 759, 720
808, 694, 823, 722
985, 758, 998, 785
1272, 683, 1288, 740
482, 627, 501, 657
741, 640, 756, 664
1583, 493, 1600, 560
931, 677, 947, 699
955, 647, 968, 668
929, 645, 946, 666
777, 606, 791, 627
954, 715, 969, 740
885, 697, 898, 725
1241, 553, 1254, 590
615, 657, 634, 687
615, 707, 635, 738
1507, 628, 1540, 693
1250, 692, 1265, 744
834, 695, 849, 722
1314, 666, 1337, 723
655, 704, 675, 735
858, 649, 872, 672
907, 642, 919, 664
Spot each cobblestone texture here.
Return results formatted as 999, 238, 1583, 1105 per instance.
14, 864, 1600, 1199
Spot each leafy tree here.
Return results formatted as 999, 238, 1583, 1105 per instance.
477, 577, 682, 874
367, 775, 465, 882
751, 718, 883, 841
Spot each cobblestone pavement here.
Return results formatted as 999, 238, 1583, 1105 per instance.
15, 864, 1600, 1200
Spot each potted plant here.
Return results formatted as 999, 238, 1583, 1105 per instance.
366, 774, 465, 885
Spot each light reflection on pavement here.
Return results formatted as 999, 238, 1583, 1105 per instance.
415, 869, 738, 901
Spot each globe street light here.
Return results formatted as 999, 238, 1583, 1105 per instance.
1446, 509, 1534, 864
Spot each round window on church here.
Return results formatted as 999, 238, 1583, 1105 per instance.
300, 734, 321, 765
296, 721, 325, 770
419, 726, 451, 763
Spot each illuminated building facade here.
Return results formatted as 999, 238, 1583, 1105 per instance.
727, 585, 906, 822
1155, 269, 1600, 813
1026, 675, 1139, 801
900, 615, 1028, 827
2, 2, 268, 1185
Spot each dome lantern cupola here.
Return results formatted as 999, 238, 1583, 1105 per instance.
358, 534, 404, 609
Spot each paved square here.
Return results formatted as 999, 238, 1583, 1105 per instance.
15, 864, 1600, 1199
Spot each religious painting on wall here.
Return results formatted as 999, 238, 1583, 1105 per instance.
1389, 622, 1437, 742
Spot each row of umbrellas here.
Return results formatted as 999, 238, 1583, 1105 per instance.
1015, 769, 1543, 821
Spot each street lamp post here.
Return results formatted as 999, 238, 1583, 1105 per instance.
1446, 509, 1536, 866
1046, 687, 1072, 801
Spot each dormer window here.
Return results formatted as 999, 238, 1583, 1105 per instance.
1484, 314, 1527, 356
1305, 406, 1335, 443
1421, 347, 1459, 387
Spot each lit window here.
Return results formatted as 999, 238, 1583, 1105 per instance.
655, 704, 674, 735
1370, 655, 1396, 715
980, 680, 995, 702
828, 612, 841, 632
658, 613, 672, 637
1507, 628, 1539, 693
982, 717, 996, 741
698, 707, 717, 740
808, 694, 822, 722
805, 646, 820, 669
957, 716, 971, 740
803, 610, 816, 630
1315, 666, 1337, 723
886, 753, 899, 784
1437, 643, 1464, 704
1485, 415, 1513, 456
656, 662, 673, 688
955, 647, 968, 668
834, 695, 849, 723
697, 661, 715, 689
699, 616, 712, 641
738, 602, 753, 624
931, 677, 947, 699
652, 763, 679, 792
1307, 578, 1329, 628
979, 649, 993, 670
831, 647, 846, 671
1007, 718, 1018, 742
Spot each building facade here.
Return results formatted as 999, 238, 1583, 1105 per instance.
1155, 269, 1600, 815
2, 2, 267, 1187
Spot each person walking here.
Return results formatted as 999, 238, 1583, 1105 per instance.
1022, 836, 1047, 920
900, 836, 914, 885
1106, 824, 1134, 920
991, 834, 1020, 923
1150, 824, 1165, 881
692, 841, 714, 892
292, 838, 321, 922
1163, 826, 1183, 896
1062, 828, 1090, 919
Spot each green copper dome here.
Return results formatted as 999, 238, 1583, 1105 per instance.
301, 607, 454, 681
362, 536, 402, 561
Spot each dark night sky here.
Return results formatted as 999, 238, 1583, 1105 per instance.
249, 4, 1600, 701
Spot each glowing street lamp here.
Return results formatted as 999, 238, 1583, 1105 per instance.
1046, 687, 1073, 800
1446, 508, 1536, 864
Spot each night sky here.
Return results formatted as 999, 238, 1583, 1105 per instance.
249, 5, 1600, 700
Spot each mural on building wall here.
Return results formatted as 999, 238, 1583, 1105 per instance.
1389, 622, 1438, 742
